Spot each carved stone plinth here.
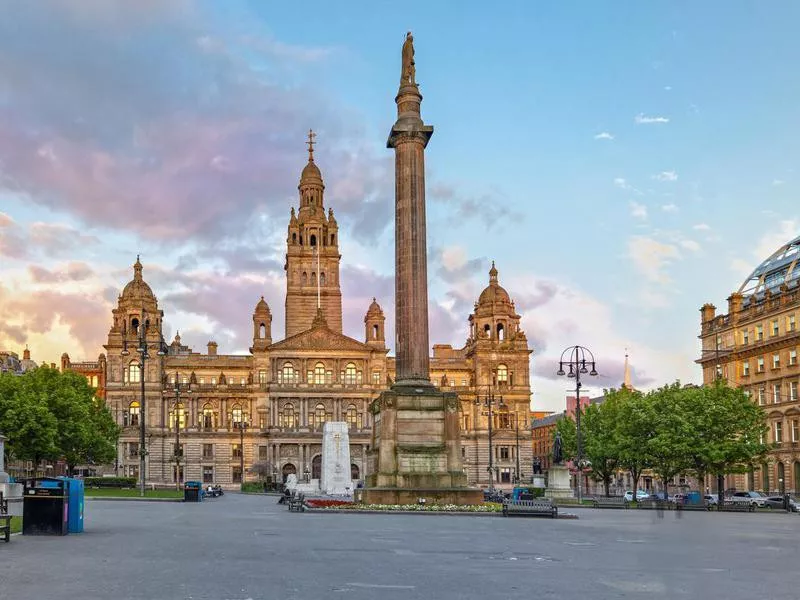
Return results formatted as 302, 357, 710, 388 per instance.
363, 386, 483, 505
545, 465, 573, 499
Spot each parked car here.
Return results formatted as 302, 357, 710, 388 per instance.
762, 495, 800, 511
623, 490, 649, 502
703, 494, 719, 506
727, 491, 767, 507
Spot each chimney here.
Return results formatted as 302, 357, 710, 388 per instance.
207, 341, 218, 356
700, 303, 716, 324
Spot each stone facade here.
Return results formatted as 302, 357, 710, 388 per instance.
698, 234, 800, 493
80, 139, 533, 491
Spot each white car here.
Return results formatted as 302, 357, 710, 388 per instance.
623, 490, 649, 502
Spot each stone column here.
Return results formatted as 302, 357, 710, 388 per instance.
0, 433, 8, 482
388, 75, 433, 386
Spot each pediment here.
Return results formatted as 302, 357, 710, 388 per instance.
269, 326, 371, 352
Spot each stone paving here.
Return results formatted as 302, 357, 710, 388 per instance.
0, 493, 798, 600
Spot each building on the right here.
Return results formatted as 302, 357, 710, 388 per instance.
698, 233, 800, 494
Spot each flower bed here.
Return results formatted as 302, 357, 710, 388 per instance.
305, 499, 354, 508
313, 502, 503, 512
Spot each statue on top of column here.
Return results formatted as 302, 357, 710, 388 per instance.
401, 31, 416, 85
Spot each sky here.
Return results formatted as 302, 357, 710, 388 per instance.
0, 1, 798, 412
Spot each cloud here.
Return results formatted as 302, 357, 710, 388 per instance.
661, 203, 679, 213
627, 236, 681, 284
635, 113, 670, 124
629, 201, 648, 220
653, 171, 678, 182
594, 132, 614, 140
772, 179, 785, 186
679, 239, 701, 253
0, 212, 14, 228
428, 183, 521, 229
436, 246, 486, 285
692, 223, 711, 231
28, 262, 94, 283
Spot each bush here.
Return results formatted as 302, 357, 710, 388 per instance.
240, 482, 265, 493
85, 477, 137, 488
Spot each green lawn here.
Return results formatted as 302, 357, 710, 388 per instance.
85, 488, 183, 498
10, 516, 22, 534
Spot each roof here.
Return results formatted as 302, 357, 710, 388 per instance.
738, 233, 800, 300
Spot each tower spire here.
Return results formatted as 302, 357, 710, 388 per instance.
306, 129, 316, 162
623, 349, 632, 390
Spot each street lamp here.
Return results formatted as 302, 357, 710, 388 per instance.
229, 415, 248, 487
172, 373, 182, 491
475, 383, 505, 490
304, 464, 311, 483
556, 345, 598, 503
121, 308, 166, 497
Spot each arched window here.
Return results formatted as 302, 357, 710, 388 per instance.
131, 318, 139, 335
762, 462, 770, 492
310, 234, 317, 246
202, 404, 214, 429
128, 362, 141, 383
344, 362, 357, 385
315, 403, 327, 426
299, 235, 303, 246
484, 324, 491, 338
259, 323, 266, 339
311, 272, 317, 286
312, 455, 322, 480
320, 272, 326, 286
231, 405, 243, 425
302, 272, 308, 285
281, 362, 295, 384
346, 404, 359, 429
91, 375, 98, 387
373, 324, 379, 339
314, 362, 326, 385
778, 462, 786, 492
170, 403, 186, 430
330, 234, 335, 245
351, 463, 360, 480
128, 401, 140, 427
281, 404, 296, 428
497, 323, 505, 341
497, 364, 509, 384
292, 232, 297, 244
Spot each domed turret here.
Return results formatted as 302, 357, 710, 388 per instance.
468, 261, 525, 345
121, 255, 155, 301
477, 261, 512, 306
251, 296, 272, 351
365, 297, 386, 346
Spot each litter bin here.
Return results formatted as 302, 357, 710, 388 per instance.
59, 477, 84, 533
23, 477, 69, 536
184, 481, 203, 502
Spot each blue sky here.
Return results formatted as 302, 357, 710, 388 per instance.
0, 1, 798, 411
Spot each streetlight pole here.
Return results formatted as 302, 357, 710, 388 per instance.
515, 413, 521, 484
174, 373, 181, 491
557, 345, 598, 504
476, 382, 504, 490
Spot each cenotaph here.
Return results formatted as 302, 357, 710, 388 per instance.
321, 422, 353, 495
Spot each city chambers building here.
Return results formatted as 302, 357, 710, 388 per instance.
698, 234, 800, 493
82, 144, 533, 489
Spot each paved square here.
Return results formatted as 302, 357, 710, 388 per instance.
1, 494, 798, 599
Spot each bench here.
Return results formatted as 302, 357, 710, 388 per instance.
634, 498, 671, 510
676, 501, 710, 511
502, 499, 558, 518
0, 493, 10, 542
718, 501, 754, 512
287, 491, 306, 512
592, 496, 629, 509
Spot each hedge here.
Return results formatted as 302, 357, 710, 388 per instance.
84, 477, 138, 488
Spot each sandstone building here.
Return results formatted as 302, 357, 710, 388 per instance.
77, 143, 534, 489
698, 233, 800, 493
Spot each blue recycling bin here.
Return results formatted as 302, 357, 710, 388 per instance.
59, 477, 84, 533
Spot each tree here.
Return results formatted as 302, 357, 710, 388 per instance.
581, 392, 623, 496
645, 382, 694, 498
554, 414, 577, 463
615, 388, 652, 499
0, 371, 59, 467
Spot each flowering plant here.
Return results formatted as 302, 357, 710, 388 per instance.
316, 502, 503, 512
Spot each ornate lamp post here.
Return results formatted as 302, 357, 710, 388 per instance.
229, 414, 248, 487
475, 384, 504, 490
121, 308, 166, 497
556, 345, 598, 503
173, 373, 182, 491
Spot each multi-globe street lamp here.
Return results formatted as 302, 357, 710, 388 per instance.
556, 345, 598, 503
475, 383, 504, 490
121, 308, 167, 497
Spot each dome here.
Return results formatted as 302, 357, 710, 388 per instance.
366, 297, 383, 316
121, 256, 155, 300
478, 261, 511, 305
254, 296, 271, 313
738, 233, 800, 299
301, 160, 322, 182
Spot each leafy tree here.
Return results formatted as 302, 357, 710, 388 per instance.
553, 414, 577, 463
0, 371, 59, 466
581, 392, 623, 496
645, 382, 695, 498
615, 388, 652, 499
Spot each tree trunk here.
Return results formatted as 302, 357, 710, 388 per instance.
663, 477, 669, 501
603, 476, 611, 497
632, 471, 641, 502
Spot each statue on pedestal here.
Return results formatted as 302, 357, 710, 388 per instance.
401, 31, 416, 85
552, 431, 563, 465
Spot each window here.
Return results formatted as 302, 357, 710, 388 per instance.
320, 272, 326, 286
203, 466, 214, 483
742, 361, 750, 377
789, 315, 797, 332
315, 403, 327, 427
281, 404, 296, 428
128, 401, 140, 426
756, 325, 764, 341
790, 350, 797, 366
773, 354, 781, 369
173, 443, 183, 459
259, 445, 268, 460
232, 466, 242, 484
259, 323, 266, 338
742, 330, 750, 345
202, 404, 214, 429
231, 405, 243, 425
791, 382, 798, 402
240, 376, 246, 385
774, 384, 781, 404
259, 370, 267, 384
372, 371, 381, 385
500, 468, 512, 483
169, 403, 186, 430
758, 388, 766, 405
280, 363, 296, 384
496, 364, 508, 383
461, 379, 467, 387
757, 357, 765, 373
346, 404, 359, 429
500, 447, 510, 460
302, 272, 308, 285
772, 320, 780, 337
793, 420, 799, 443
211, 377, 216, 385
344, 362, 357, 385
199, 377, 205, 384
313, 362, 326, 385
128, 442, 139, 458
128, 362, 141, 383
232, 443, 242, 459
775, 422, 783, 444
202, 444, 213, 459
450, 379, 455, 388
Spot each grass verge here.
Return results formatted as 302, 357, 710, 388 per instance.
10, 516, 22, 534
85, 488, 183, 499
